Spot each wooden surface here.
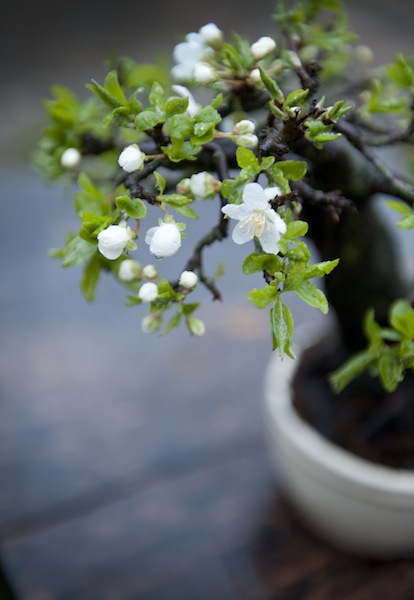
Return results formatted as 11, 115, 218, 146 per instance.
1, 177, 414, 599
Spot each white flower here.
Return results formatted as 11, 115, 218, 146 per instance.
145, 222, 182, 258
171, 85, 200, 117
251, 36, 277, 60
139, 282, 158, 303
142, 264, 158, 279
189, 172, 221, 198
61, 148, 81, 169
179, 270, 198, 289
118, 259, 141, 282
194, 62, 217, 84
171, 29, 215, 81
118, 144, 145, 173
199, 23, 223, 48
187, 317, 206, 336
97, 224, 133, 260
221, 182, 286, 254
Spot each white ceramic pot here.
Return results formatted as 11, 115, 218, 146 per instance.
263, 328, 414, 558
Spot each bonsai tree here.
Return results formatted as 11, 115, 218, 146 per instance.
34, 0, 414, 464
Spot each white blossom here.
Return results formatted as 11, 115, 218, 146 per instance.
194, 62, 217, 84
142, 264, 158, 279
138, 282, 159, 303
171, 85, 199, 117
187, 317, 206, 336
172, 31, 213, 81
61, 148, 81, 169
118, 144, 145, 173
250, 36, 277, 60
179, 270, 198, 289
97, 224, 133, 260
118, 259, 141, 282
221, 182, 286, 254
189, 172, 221, 198
249, 68, 262, 85
199, 23, 223, 48
145, 222, 182, 258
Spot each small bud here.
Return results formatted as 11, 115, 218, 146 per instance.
141, 313, 162, 334
97, 224, 133, 260
232, 119, 256, 136
145, 222, 182, 258
179, 270, 198, 289
235, 133, 259, 149
118, 259, 142, 282
249, 68, 262, 85
355, 45, 374, 64
189, 171, 222, 199
142, 264, 158, 279
118, 144, 145, 173
138, 282, 159, 303
250, 36, 276, 60
199, 23, 223, 49
187, 317, 206, 336
176, 178, 192, 196
61, 148, 81, 169
194, 62, 217, 84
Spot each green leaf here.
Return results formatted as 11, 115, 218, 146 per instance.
329, 350, 375, 393
259, 67, 284, 103
305, 258, 340, 278
81, 254, 101, 302
154, 171, 166, 194
103, 71, 127, 105
378, 352, 404, 392
275, 160, 307, 181
270, 296, 295, 358
242, 252, 281, 275
115, 195, 147, 219
164, 96, 189, 117
236, 147, 259, 170
135, 109, 163, 130
170, 204, 199, 219
284, 88, 309, 108
284, 220, 309, 239
386, 54, 414, 89
87, 79, 123, 109
389, 299, 414, 339
61, 235, 97, 267
162, 311, 182, 335
295, 280, 329, 313
149, 82, 166, 108
246, 285, 278, 308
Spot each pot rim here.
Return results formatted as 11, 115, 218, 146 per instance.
264, 325, 414, 506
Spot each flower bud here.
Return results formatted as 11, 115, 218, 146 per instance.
145, 222, 182, 258
235, 133, 259, 149
199, 23, 223, 49
194, 63, 217, 84
61, 148, 81, 169
97, 224, 133, 260
142, 264, 158, 279
187, 317, 206, 336
189, 172, 221, 199
179, 270, 198, 289
138, 282, 159, 303
118, 144, 145, 173
249, 68, 262, 85
118, 259, 142, 282
141, 313, 162, 334
176, 178, 192, 196
250, 36, 277, 60
232, 119, 256, 136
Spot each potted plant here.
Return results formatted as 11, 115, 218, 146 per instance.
34, 0, 414, 557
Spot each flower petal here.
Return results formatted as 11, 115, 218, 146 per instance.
259, 222, 283, 254
242, 182, 269, 210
